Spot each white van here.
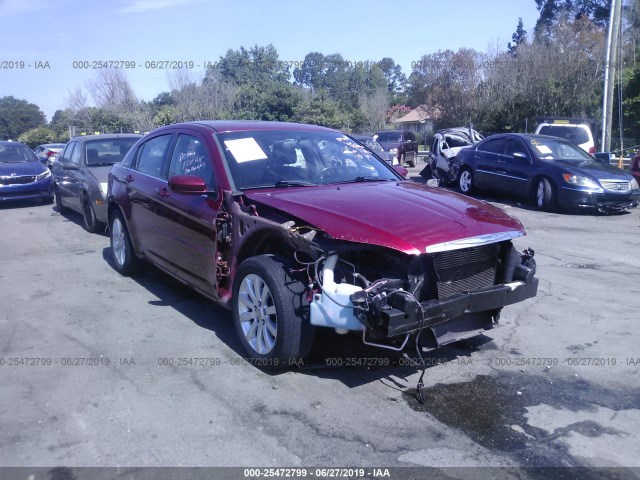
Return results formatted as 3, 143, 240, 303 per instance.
535, 120, 595, 154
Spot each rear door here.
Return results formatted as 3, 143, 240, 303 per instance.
152, 130, 221, 295
124, 133, 175, 259
472, 137, 505, 189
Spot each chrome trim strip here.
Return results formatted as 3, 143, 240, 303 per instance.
475, 169, 528, 181
425, 230, 524, 253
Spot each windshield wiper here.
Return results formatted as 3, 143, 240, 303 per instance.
274, 180, 313, 188
351, 176, 389, 183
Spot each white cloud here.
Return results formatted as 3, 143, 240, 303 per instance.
117, 0, 204, 14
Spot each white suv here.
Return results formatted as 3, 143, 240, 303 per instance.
535, 121, 595, 154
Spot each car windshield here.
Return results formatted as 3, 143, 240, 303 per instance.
85, 138, 139, 166
375, 132, 402, 143
218, 130, 401, 189
528, 137, 594, 164
443, 134, 473, 149
0, 144, 38, 163
355, 138, 385, 153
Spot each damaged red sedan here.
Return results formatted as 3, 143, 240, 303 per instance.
108, 121, 538, 367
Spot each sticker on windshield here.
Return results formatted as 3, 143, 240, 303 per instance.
535, 145, 552, 154
224, 138, 268, 163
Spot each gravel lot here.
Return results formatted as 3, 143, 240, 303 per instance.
1, 173, 639, 475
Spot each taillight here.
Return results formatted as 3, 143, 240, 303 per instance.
588, 146, 596, 155
47, 151, 56, 157
632, 156, 640, 171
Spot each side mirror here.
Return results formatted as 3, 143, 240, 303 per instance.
169, 174, 207, 194
62, 162, 78, 171
169, 174, 218, 199
393, 165, 408, 178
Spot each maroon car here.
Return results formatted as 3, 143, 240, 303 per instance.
108, 121, 538, 367
631, 154, 640, 185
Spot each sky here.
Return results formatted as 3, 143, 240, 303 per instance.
0, 0, 541, 121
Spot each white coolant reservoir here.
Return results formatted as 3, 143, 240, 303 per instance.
309, 255, 365, 333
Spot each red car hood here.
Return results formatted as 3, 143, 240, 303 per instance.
244, 181, 525, 254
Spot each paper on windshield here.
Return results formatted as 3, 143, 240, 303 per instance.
224, 138, 268, 163
535, 145, 553, 155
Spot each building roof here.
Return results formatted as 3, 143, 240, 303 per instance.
393, 105, 435, 124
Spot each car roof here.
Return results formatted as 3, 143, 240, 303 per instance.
482, 133, 574, 142
73, 133, 143, 141
150, 120, 337, 134
0, 141, 28, 147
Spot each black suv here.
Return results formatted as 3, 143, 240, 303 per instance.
374, 130, 419, 167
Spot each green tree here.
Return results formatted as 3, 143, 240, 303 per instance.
0, 96, 45, 140
408, 49, 482, 127
18, 127, 57, 148
508, 18, 528, 56
215, 44, 290, 86
534, 0, 609, 37
49, 109, 71, 140
377, 57, 407, 93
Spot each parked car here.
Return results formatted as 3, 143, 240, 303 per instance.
0, 141, 53, 204
426, 127, 483, 184
351, 135, 400, 166
374, 130, 419, 167
52, 134, 141, 232
630, 154, 640, 184
33, 143, 66, 168
534, 119, 595, 154
456, 133, 640, 213
108, 121, 538, 367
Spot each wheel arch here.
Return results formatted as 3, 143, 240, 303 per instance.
529, 173, 557, 199
235, 229, 298, 268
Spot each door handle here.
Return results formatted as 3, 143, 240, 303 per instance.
497, 159, 506, 164
156, 187, 170, 198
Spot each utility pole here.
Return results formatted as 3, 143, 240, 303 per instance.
601, 0, 623, 153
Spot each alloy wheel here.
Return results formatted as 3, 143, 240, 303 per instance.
237, 273, 278, 355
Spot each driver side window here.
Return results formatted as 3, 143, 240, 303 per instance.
168, 134, 215, 188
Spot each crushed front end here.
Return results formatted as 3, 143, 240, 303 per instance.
304, 236, 537, 353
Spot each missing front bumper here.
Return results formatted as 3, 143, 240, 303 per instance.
379, 278, 539, 338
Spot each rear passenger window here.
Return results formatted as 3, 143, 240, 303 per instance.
135, 135, 172, 178
479, 138, 505, 154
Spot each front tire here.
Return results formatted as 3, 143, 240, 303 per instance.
82, 194, 103, 233
534, 178, 556, 211
459, 168, 475, 194
54, 185, 67, 213
109, 209, 140, 275
232, 255, 314, 368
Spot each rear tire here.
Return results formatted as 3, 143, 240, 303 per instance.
458, 167, 475, 194
232, 255, 314, 368
407, 153, 416, 168
534, 178, 556, 211
109, 209, 140, 275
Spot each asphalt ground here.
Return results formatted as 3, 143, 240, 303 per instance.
1, 169, 639, 477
